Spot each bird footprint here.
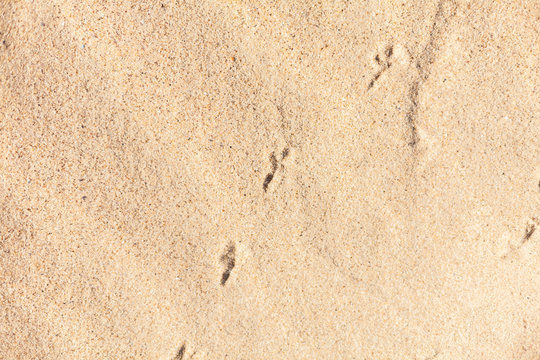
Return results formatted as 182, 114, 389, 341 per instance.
263, 148, 291, 192
220, 243, 236, 286
368, 44, 394, 89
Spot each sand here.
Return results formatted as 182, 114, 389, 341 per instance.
0, 0, 539, 359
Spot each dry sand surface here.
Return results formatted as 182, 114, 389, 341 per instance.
0, 0, 539, 359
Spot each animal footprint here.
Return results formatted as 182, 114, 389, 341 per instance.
502, 217, 539, 258
368, 45, 394, 89
220, 243, 236, 286
173, 343, 186, 360
173, 342, 196, 359
263, 148, 291, 192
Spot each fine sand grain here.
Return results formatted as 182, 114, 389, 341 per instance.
1, 1, 539, 359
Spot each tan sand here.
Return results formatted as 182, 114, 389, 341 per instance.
0, 0, 539, 359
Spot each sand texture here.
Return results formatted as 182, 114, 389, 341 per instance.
0, 0, 539, 359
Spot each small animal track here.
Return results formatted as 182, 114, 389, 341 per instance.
367, 45, 393, 90
522, 219, 537, 243
173, 343, 186, 360
263, 153, 278, 192
220, 243, 236, 286
262, 148, 290, 192
502, 217, 539, 258
172, 342, 196, 360
406, 0, 457, 149
424, 350, 440, 360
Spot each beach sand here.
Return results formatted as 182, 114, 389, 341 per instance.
0, 0, 538, 359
